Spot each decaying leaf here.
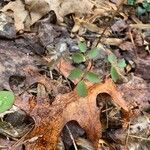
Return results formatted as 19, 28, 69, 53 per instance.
1, 0, 115, 31
0, 40, 40, 91
14, 78, 129, 150
1, 0, 28, 31
119, 75, 150, 112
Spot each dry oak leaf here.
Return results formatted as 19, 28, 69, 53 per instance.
15, 79, 129, 150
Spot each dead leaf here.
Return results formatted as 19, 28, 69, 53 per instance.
119, 75, 150, 112
119, 41, 134, 51
111, 19, 128, 33
135, 58, 150, 80
1, 0, 115, 31
1, 0, 28, 31
0, 39, 40, 91
14, 78, 129, 150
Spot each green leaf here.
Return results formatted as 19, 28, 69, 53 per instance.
76, 81, 87, 97
110, 67, 119, 82
87, 47, 100, 59
78, 41, 87, 53
118, 59, 126, 68
142, 0, 148, 8
85, 72, 100, 83
68, 68, 83, 80
72, 53, 86, 63
136, 6, 146, 16
146, 4, 150, 12
108, 54, 117, 64
0, 91, 15, 113
127, 0, 136, 5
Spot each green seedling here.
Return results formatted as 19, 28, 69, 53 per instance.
127, 0, 150, 16
68, 41, 101, 97
108, 54, 126, 82
0, 91, 15, 113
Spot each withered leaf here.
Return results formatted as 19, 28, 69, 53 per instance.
14, 79, 129, 150
0, 40, 40, 91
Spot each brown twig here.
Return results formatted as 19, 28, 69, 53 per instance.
95, 0, 126, 47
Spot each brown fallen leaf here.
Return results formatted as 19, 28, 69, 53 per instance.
119, 41, 134, 51
1, 0, 28, 31
2, 0, 115, 31
14, 78, 129, 150
0, 40, 40, 91
111, 19, 128, 33
119, 75, 150, 112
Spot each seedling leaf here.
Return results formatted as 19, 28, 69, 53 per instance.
72, 53, 86, 63
108, 54, 117, 64
76, 81, 87, 97
68, 68, 83, 80
85, 72, 100, 83
118, 59, 126, 68
136, 6, 146, 16
111, 67, 119, 82
127, 0, 136, 5
78, 41, 87, 53
0, 91, 15, 113
87, 47, 100, 59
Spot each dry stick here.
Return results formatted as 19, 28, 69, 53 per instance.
66, 125, 78, 150
95, 0, 126, 47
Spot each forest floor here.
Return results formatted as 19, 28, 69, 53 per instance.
0, 0, 150, 150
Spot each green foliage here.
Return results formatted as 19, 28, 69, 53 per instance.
0, 91, 15, 113
110, 67, 119, 82
78, 41, 87, 53
127, 0, 150, 16
136, 6, 146, 15
118, 59, 126, 68
72, 42, 101, 64
68, 68, 83, 80
85, 72, 100, 83
72, 53, 86, 63
87, 47, 100, 59
127, 0, 136, 5
76, 81, 87, 97
108, 54, 117, 64
108, 54, 126, 82
69, 42, 101, 97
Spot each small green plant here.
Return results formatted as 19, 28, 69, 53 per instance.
0, 91, 15, 113
127, 0, 150, 16
68, 41, 101, 97
107, 54, 126, 82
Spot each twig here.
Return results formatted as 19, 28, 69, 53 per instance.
66, 125, 78, 150
95, 0, 126, 47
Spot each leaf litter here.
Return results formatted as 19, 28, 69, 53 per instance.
0, 0, 149, 149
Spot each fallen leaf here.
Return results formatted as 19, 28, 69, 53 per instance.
111, 19, 128, 33
1, 0, 28, 31
14, 78, 129, 150
119, 41, 134, 51
0, 39, 40, 91
119, 75, 150, 112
